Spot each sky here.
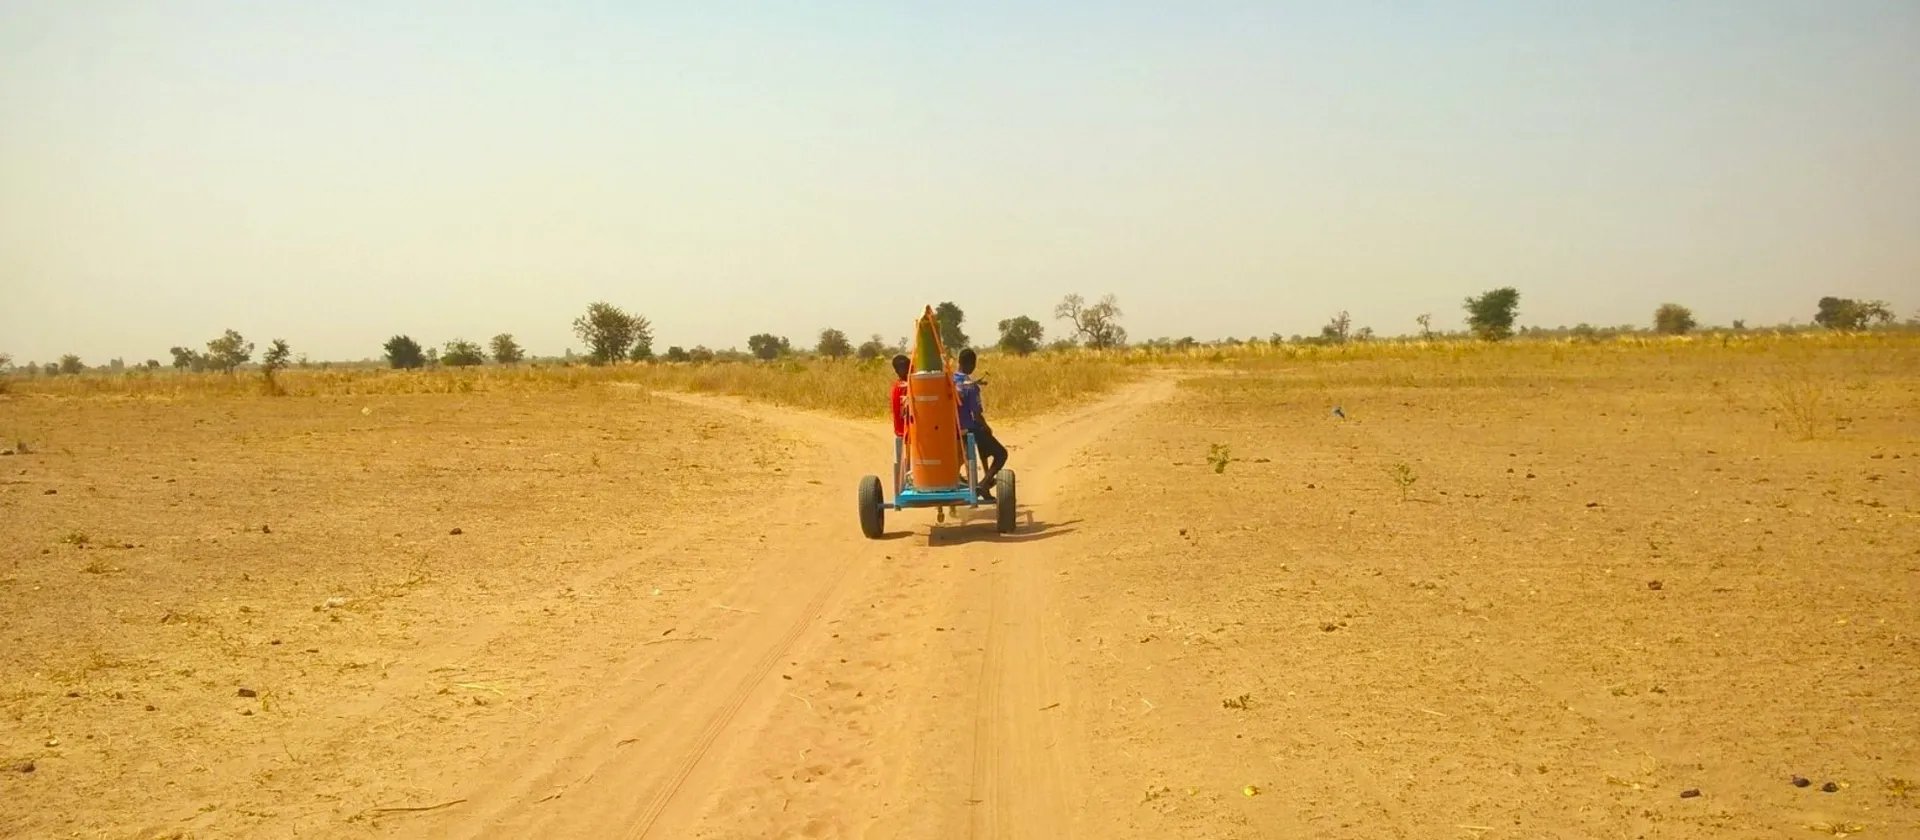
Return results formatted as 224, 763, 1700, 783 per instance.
2, 1, 1917, 363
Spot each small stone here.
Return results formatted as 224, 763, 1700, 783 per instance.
449, 527, 463, 535
64, 691, 79, 698
1321, 622, 1339, 632
43, 489, 56, 495
269, 640, 281, 646
242, 709, 254, 716
12, 761, 32, 774
236, 687, 257, 698
1792, 776, 1811, 787
1680, 789, 1701, 799
1822, 781, 1839, 793
1647, 580, 1664, 591
261, 525, 271, 534
1, 450, 12, 456
145, 705, 156, 711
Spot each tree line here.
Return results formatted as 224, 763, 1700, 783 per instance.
3, 292, 1910, 380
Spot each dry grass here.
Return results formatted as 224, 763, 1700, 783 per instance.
3, 354, 1143, 422
6, 331, 1914, 429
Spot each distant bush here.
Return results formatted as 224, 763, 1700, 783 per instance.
1464, 287, 1521, 341
384, 335, 426, 369
58, 354, 84, 375
443, 339, 487, 367
206, 329, 254, 373
817, 328, 852, 359
748, 333, 791, 361
997, 316, 1043, 356
490, 333, 524, 365
1654, 303, 1697, 335
261, 339, 292, 395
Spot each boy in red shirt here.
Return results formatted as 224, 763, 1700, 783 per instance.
889, 354, 910, 492
889, 354, 911, 437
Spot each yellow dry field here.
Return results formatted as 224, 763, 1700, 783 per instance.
2, 341, 1916, 839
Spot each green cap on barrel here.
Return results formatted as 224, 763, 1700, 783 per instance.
912, 309, 943, 373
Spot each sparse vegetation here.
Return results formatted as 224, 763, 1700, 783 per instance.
574, 301, 652, 365
997, 316, 1044, 356
816, 328, 853, 360
490, 334, 524, 365
1055, 293, 1127, 349
1654, 303, 1697, 335
748, 333, 792, 361
442, 339, 487, 367
384, 335, 426, 370
934, 302, 969, 350
1465, 287, 1521, 341
1386, 462, 1417, 500
1814, 296, 1895, 331
260, 339, 292, 395
1207, 443, 1234, 474
206, 329, 253, 373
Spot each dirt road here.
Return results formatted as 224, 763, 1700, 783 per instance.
418, 377, 1179, 839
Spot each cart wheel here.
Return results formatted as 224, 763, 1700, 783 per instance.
995, 470, 1017, 534
858, 475, 884, 539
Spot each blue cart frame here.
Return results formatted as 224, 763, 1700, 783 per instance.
858, 432, 1015, 538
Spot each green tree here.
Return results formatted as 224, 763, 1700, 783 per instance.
1054, 293, 1127, 349
58, 354, 84, 375
855, 334, 890, 361
934, 302, 969, 350
490, 333, 524, 364
628, 337, 654, 361
1814, 297, 1894, 330
664, 346, 691, 362
1653, 303, 1697, 335
996, 316, 1044, 356
168, 346, 206, 371
572, 301, 652, 365
1463, 287, 1521, 341
260, 339, 292, 395
688, 346, 715, 363
747, 333, 791, 361
443, 338, 487, 367
206, 329, 254, 372
384, 335, 426, 369
816, 328, 852, 359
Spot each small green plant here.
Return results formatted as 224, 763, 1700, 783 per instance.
1386, 462, 1417, 500
261, 339, 291, 396
1222, 693, 1252, 710
1207, 443, 1234, 474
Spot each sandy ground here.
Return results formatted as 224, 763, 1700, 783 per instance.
3, 354, 1917, 839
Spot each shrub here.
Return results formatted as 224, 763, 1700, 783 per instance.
384, 335, 426, 369
1654, 303, 1697, 335
443, 339, 487, 367
996, 316, 1044, 356
817, 328, 852, 359
573, 301, 652, 365
1464, 287, 1521, 341
490, 333, 524, 365
206, 329, 254, 372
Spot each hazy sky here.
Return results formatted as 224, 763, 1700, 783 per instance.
3, 1, 1917, 363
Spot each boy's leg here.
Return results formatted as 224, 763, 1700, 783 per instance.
975, 423, 1008, 485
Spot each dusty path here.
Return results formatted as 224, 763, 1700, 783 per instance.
415, 376, 1178, 839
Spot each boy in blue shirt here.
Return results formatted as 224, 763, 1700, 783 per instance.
953, 349, 1008, 500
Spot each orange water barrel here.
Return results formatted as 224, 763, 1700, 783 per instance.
907, 370, 961, 489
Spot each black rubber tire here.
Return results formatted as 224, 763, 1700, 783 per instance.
995, 470, 1017, 534
858, 475, 884, 539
